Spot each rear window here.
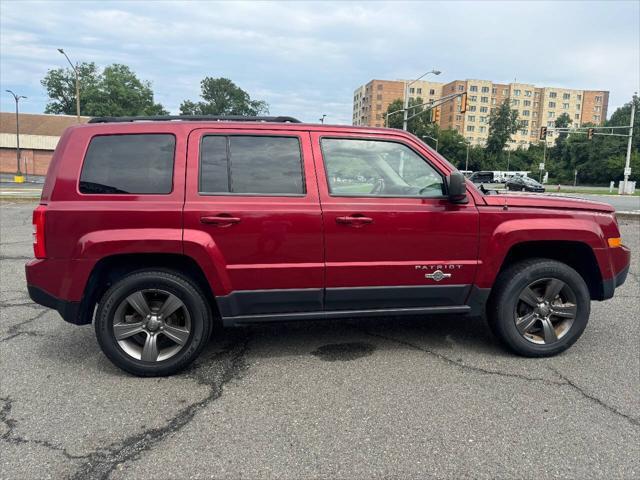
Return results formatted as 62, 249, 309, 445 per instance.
200, 135, 304, 195
80, 134, 175, 194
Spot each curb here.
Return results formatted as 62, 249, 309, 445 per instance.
616, 211, 640, 219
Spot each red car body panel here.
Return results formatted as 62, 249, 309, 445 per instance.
25, 121, 630, 325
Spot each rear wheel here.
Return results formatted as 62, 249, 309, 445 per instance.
95, 270, 212, 376
488, 259, 590, 357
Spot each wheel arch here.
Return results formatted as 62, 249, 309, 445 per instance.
495, 240, 604, 301
77, 253, 220, 325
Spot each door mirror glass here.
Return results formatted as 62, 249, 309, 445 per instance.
447, 172, 468, 204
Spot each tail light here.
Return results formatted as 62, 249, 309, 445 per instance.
32, 205, 47, 259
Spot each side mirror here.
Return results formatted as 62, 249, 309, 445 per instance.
447, 172, 468, 204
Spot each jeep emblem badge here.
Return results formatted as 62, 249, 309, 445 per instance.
425, 270, 451, 282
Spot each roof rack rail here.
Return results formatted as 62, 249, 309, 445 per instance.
88, 115, 302, 124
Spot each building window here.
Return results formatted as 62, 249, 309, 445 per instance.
479, 126, 487, 133
525, 90, 532, 97
376, 94, 382, 100
502, 89, 508, 95
430, 89, 435, 95
514, 89, 521, 96
377, 84, 383, 90
458, 85, 464, 91
456, 115, 463, 121
594, 115, 601, 122
479, 116, 487, 123
549, 92, 557, 98
470, 95, 477, 102
548, 101, 556, 108
548, 111, 555, 118
523, 100, 531, 106
467, 125, 475, 132
469, 105, 477, 112
576, 104, 581, 110
577, 94, 582, 101
492, 87, 497, 94
532, 121, 537, 128
563, 93, 570, 100
512, 99, 520, 106
409, 87, 415, 94
522, 110, 530, 116
595, 96, 602, 103
376, 104, 382, 110
563, 103, 569, 109
416, 88, 422, 94
470, 85, 478, 92
481, 96, 488, 103
520, 129, 528, 136
547, 121, 555, 127
481, 86, 490, 93
491, 98, 496, 105
534, 91, 540, 98
480, 106, 488, 113
575, 114, 580, 120
468, 115, 476, 122
521, 119, 529, 126
594, 105, 601, 112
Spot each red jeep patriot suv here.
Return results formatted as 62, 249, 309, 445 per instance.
26, 116, 630, 376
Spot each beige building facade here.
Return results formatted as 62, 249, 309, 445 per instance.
353, 78, 609, 149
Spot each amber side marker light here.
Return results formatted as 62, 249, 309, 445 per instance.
607, 237, 622, 248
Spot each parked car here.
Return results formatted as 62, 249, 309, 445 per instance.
27, 116, 630, 376
467, 171, 494, 184
506, 175, 546, 192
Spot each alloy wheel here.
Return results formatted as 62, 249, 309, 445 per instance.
112, 289, 191, 362
514, 278, 577, 345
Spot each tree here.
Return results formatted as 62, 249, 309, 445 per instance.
41, 63, 167, 116
180, 77, 269, 116
384, 97, 433, 137
486, 100, 520, 159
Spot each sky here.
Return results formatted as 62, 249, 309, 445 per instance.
1, 0, 639, 124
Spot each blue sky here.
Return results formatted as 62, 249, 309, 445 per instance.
1, 0, 638, 124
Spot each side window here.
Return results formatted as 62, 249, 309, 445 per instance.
321, 138, 444, 198
80, 134, 175, 194
199, 136, 304, 195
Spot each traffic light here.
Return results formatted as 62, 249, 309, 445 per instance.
459, 92, 467, 113
587, 128, 595, 140
433, 107, 441, 123
539, 126, 547, 140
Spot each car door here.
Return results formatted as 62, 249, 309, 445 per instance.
311, 131, 480, 312
183, 128, 324, 318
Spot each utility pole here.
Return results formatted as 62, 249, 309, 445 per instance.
5, 90, 27, 183
459, 140, 470, 171
622, 93, 636, 194
58, 48, 80, 122
403, 69, 441, 131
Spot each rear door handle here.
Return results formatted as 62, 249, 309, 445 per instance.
336, 215, 373, 226
200, 215, 241, 226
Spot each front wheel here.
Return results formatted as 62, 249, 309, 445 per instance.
95, 270, 213, 376
488, 259, 590, 357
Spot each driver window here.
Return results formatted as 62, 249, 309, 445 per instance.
321, 138, 444, 197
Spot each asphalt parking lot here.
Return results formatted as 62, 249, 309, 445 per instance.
1, 200, 639, 480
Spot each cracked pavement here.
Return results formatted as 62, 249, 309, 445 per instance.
1, 200, 639, 479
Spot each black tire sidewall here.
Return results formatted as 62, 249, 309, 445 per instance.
492, 260, 590, 356
95, 270, 211, 376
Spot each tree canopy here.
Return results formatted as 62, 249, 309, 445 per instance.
41, 63, 167, 116
486, 99, 520, 158
180, 77, 269, 116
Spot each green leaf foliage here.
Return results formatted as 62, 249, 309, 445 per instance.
179, 77, 269, 116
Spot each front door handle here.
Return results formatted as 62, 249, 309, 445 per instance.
200, 215, 241, 226
336, 215, 373, 226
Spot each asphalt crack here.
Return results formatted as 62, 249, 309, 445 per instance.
69, 333, 251, 480
0, 397, 88, 459
0, 309, 49, 343
362, 329, 640, 427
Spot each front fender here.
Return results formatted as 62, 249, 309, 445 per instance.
476, 216, 606, 288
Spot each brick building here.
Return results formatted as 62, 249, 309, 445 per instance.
0, 112, 89, 176
352, 78, 609, 149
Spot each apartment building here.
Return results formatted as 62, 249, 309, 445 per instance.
352, 78, 609, 149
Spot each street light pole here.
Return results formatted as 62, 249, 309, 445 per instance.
622, 93, 636, 194
403, 69, 441, 131
422, 135, 438, 152
319, 114, 327, 124
6, 90, 27, 183
459, 140, 470, 171
58, 48, 80, 122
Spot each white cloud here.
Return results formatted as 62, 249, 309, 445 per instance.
1, 0, 638, 119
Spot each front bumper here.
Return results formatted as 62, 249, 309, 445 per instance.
601, 246, 631, 300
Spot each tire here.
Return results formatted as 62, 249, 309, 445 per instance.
487, 259, 590, 357
95, 270, 213, 376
